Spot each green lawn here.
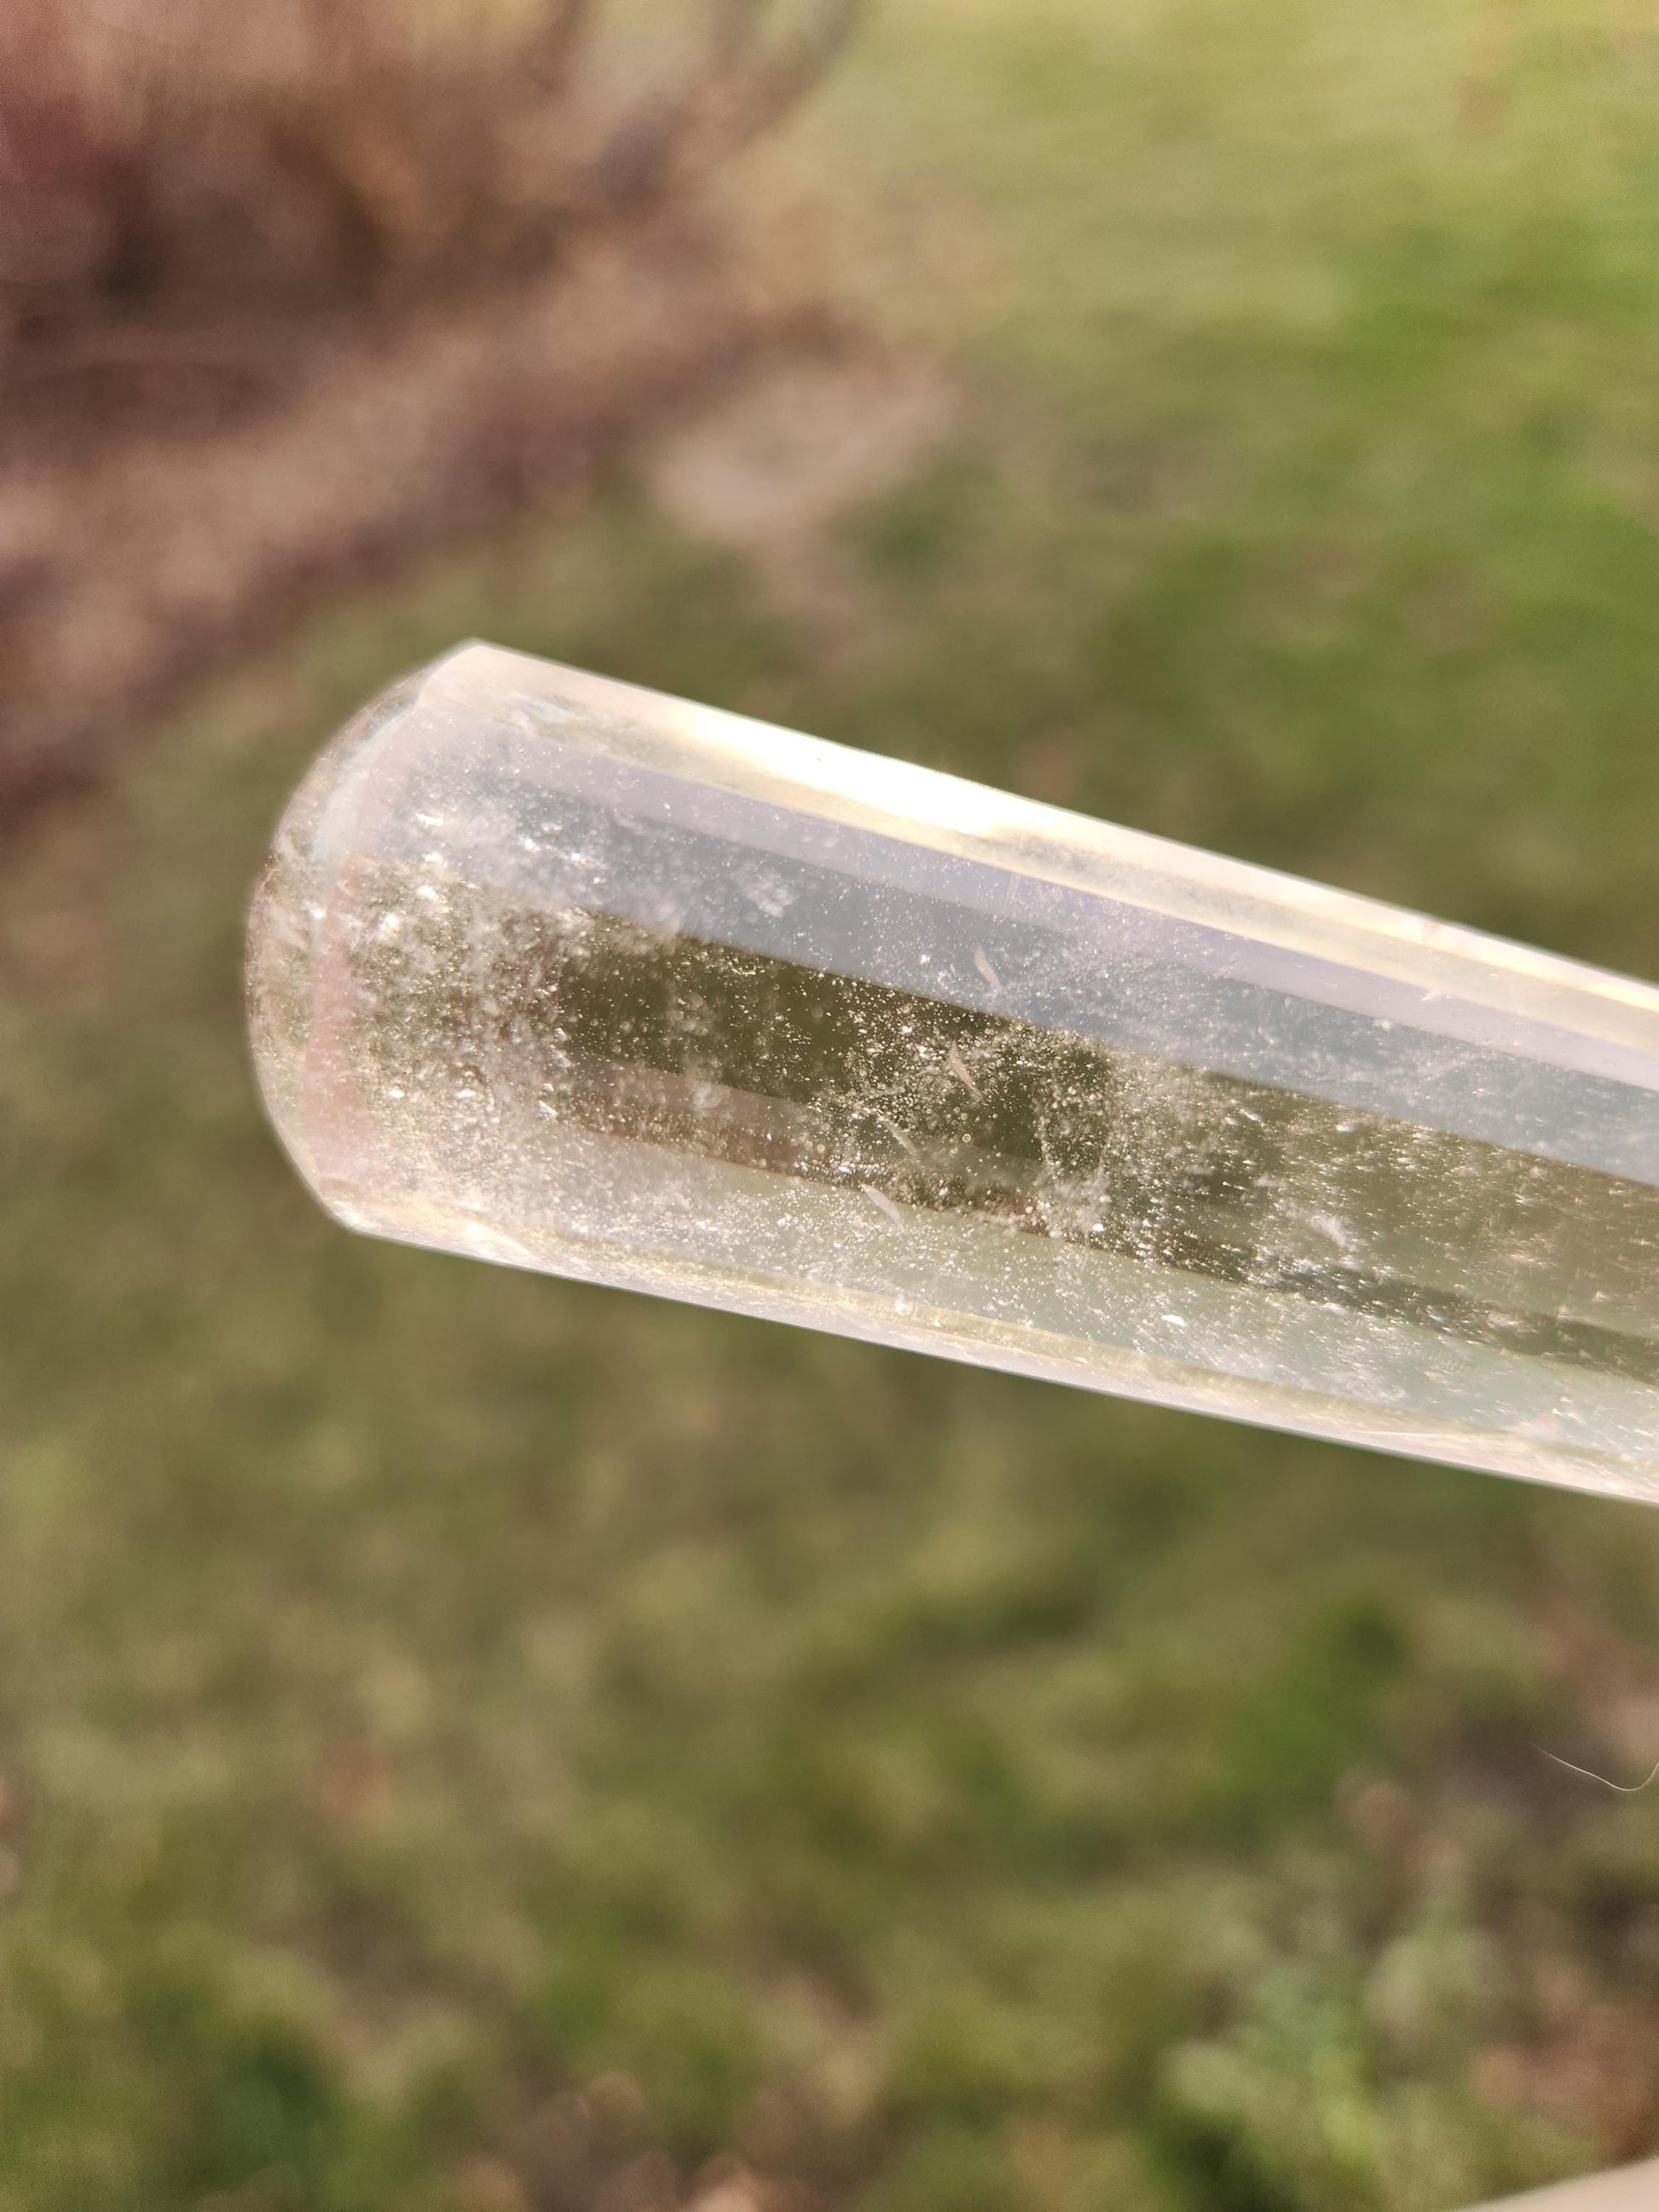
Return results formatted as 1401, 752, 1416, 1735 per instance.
7, 1, 1659, 2205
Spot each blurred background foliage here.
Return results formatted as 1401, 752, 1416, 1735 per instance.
5, 0, 1659, 2207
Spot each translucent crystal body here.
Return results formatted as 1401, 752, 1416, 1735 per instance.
248, 643, 1659, 1499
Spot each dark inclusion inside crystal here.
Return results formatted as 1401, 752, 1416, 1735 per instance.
356, 879, 1659, 1392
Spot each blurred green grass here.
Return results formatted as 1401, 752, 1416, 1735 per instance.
8, 0, 1659, 2205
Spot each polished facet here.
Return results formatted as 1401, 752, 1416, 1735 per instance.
248, 643, 1659, 1499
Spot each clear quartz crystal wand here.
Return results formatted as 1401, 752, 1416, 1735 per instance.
247, 642, 1659, 1501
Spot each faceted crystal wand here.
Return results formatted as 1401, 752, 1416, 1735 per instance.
248, 643, 1659, 1500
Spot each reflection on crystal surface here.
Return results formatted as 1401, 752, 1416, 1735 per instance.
248, 643, 1659, 1499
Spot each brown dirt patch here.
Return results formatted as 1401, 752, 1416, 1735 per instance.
0, 0, 860, 835
643, 349, 960, 636
0, 216, 792, 833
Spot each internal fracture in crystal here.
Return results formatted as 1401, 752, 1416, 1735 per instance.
247, 643, 1659, 1499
